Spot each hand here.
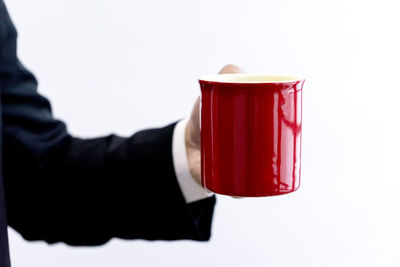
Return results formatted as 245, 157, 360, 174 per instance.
185, 64, 243, 185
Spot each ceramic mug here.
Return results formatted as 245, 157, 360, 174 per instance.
199, 74, 304, 197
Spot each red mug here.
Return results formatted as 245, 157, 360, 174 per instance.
199, 74, 304, 197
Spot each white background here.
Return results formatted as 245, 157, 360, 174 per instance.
4, 0, 400, 266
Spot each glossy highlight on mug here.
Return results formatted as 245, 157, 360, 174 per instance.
199, 74, 304, 197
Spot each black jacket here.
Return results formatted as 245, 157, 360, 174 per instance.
0, 2, 215, 267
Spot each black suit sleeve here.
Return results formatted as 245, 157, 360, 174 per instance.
0, 2, 215, 245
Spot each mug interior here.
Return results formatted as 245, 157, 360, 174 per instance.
199, 74, 303, 83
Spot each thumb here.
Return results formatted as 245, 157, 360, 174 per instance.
219, 64, 244, 74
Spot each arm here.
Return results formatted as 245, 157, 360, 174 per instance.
0, 3, 215, 245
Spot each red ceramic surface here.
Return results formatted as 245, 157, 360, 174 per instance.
199, 74, 304, 197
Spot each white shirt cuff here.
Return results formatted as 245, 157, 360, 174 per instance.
172, 119, 214, 203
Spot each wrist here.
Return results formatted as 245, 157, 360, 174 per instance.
172, 119, 213, 203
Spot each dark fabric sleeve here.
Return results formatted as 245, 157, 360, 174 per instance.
0, 2, 215, 245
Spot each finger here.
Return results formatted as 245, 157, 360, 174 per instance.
219, 64, 244, 74
189, 97, 201, 145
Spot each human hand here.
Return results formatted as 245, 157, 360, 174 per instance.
185, 64, 243, 185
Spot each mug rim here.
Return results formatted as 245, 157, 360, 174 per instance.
198, 73, 304, 84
